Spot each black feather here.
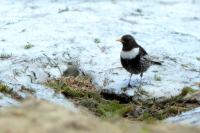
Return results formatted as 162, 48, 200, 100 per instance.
151, 61, 162, 65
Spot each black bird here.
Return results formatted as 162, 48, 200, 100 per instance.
117, 34, 162, 87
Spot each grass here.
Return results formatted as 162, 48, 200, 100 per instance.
0, 84, 9, 93
94, 38, 101, 44
24, 42, 34, 49
46, 77, 131, 120
154, 74, 161, 81
0, 53, 12, 59
45, 76, 200, 121
181, 87, 197, 96
98, 101, 132, 119
58, 7, 69, 13
0, 83, 23, 100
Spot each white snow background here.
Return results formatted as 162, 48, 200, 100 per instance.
0, 0, 200, 124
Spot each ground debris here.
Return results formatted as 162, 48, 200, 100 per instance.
46, 76, 200, 121
0, 83, 24, 101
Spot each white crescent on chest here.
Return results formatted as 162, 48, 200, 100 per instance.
120, 48, 140, 59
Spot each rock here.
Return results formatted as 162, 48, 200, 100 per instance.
129, 107, 145, 118
0, 99, 200, 133
166, 107, 200, 125
182, 90, 200, 104
166, 91, 200, 125
63, 64, 80, 77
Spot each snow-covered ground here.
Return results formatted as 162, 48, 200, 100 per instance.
166, 107, 200, 126
0, 0, 200, 124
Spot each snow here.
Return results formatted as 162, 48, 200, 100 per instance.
0, 0, 199, 121
166, 107, 200, 126
0, 93, 20, 107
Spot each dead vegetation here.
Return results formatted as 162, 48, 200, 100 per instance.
0, 83, 24, 101
0, 53, 12, 60
46, 76, 200, 121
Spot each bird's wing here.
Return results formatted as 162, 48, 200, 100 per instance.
139, 46, 148, 56
141, 55, 152, 61
141, 55, 162, 65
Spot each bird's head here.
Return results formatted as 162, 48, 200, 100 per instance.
117, 34, 138, 50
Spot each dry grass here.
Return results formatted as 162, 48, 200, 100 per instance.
0, 83, 24, 101
46, 76, 200, 121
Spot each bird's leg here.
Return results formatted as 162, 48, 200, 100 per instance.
139, 73, 143, 87
128, 73, 133, 87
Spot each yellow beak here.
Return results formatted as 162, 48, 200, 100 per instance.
116, 38, 123, 43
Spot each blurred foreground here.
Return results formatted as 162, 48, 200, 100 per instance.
0, 99, 199, 133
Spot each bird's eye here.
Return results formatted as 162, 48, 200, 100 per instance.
126, 37, 131, 41
122, 35, 133, 42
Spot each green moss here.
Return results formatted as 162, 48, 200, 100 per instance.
181, 87, 197, 96
154, 74, 161, 81
98, 101, 132, 119
46, 80, 131, 119
46, 80, 101, 100
24, 42, 34, 49
46, 78, 200, 121
142, 112, 156, 122
94, 38, 101, 44
0, 84, 9, 93
46, 81, 83, 98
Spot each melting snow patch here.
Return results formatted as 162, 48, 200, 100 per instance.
0, 0, 199, 113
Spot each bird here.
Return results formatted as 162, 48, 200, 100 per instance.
117, 34, 162, 87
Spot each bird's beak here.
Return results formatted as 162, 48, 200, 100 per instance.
116, 38, 123, 43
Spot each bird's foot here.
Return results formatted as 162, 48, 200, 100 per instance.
121, 84, 132, 92
128, 83, 132, 88
139, 82, 143, 88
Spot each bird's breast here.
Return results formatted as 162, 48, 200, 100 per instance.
120, 57, 140, 74
120, 48, 139, 59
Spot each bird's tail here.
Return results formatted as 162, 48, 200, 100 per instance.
151, 61, 162, 65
